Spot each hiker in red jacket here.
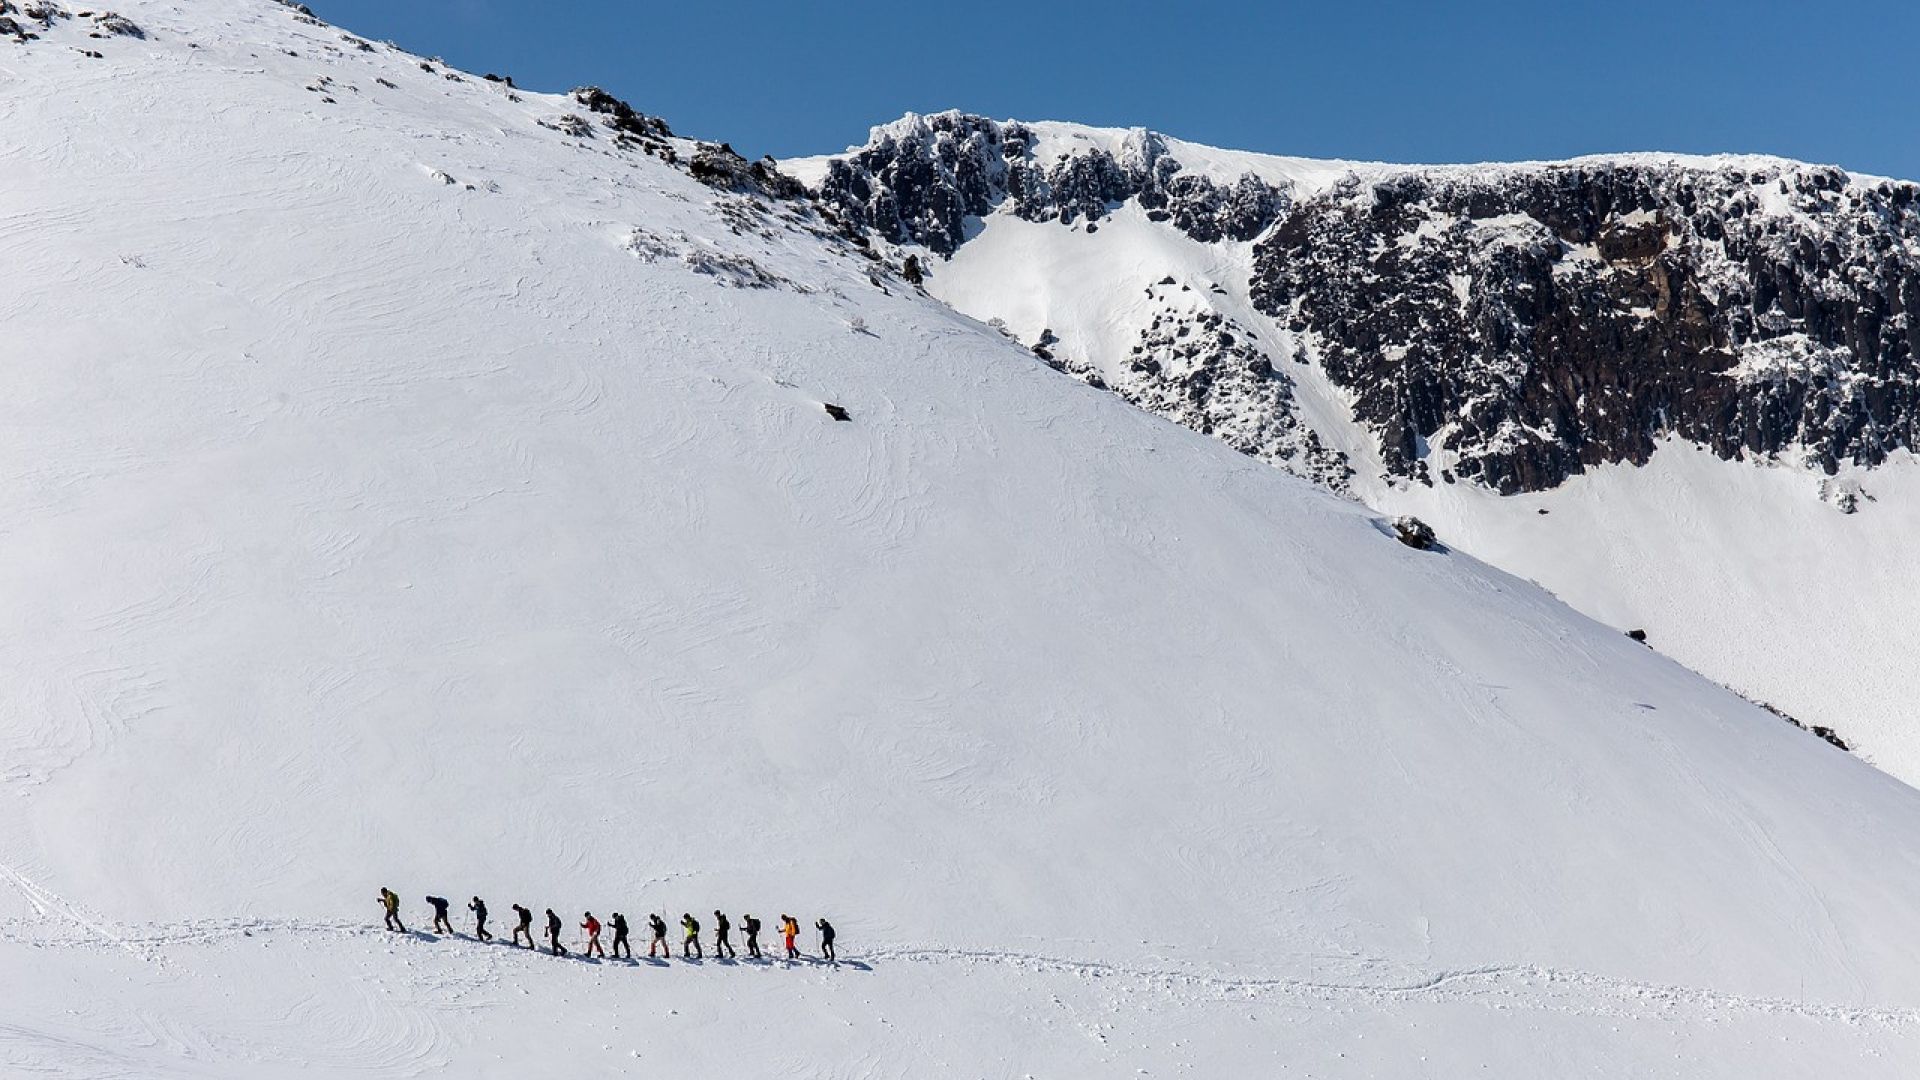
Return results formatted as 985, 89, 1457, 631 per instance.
581, 911, 606, 958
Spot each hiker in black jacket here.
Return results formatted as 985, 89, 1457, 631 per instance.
469, 896, 492, 941
610, 912, 632, 958
741, 914, 762, 959
427, 896, 453, 935
546, 908, 568, 955
511, 904, 534, 947
713, 910, 737, 958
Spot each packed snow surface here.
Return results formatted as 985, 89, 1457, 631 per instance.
5, 2, 1920, 1075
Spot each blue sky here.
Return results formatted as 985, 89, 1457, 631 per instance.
311, 0, 1918, 178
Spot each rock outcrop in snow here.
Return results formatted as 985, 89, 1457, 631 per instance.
814, 112, 1291, 257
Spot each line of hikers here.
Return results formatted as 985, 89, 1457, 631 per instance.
377, 888, 837, 962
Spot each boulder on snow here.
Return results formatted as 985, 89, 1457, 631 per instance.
1627, 628, 1649, 644
1754, 699, 1854, 753
91, 11, 143, 37
538, 115, 594, 139
823, 403, 851, 422
685, 142, 807, 200
1391, 515, 1437, 551
569, 86, 673, 141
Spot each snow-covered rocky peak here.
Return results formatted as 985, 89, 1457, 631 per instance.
792, 113, 1920, 784
801, 112, 1920, 495
794, 111, 1316, 257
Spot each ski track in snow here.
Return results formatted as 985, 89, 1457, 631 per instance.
2, 916, 1912, 1030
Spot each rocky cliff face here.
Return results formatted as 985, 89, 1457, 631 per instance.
808, 113, 1920, 495
1255, 162, 1920, 493
814, 112, 1288, 256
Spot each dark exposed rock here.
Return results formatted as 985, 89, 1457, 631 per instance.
823, 403, 852, 422
570, 86, 673, 141
1103, 302, 1348, 486
1627, 629, 1649, 643
811, 112, 1290, 257
685, 142, 806, 200
538, 114, 594, 139
1392, 516, 1438, 550
1754, 699, 1853, 752
90, 10, 139, 36
1254, 161, 1920, 493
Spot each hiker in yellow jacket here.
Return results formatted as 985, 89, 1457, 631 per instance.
377, 887, 405, 933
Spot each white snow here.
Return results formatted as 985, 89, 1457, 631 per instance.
1360, 441, 1920, 781
5, 2, 1920, 1076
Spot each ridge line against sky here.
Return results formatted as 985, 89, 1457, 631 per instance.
310, 0, 1917, 180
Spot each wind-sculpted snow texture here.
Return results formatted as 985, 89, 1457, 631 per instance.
11, 3, 1920, 1075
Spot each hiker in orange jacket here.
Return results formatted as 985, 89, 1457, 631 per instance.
581, 912, 605, 958
780, 914, 800, 959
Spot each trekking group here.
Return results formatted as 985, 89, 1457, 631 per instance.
377, 888, 836, 963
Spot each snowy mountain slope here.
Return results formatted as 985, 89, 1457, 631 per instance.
791, 112, 1920, 783
6, 3, 1920, 1075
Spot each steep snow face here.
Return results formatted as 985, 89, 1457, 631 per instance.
1361, 442, 1920, 781
792, 113, 1920, 784
8, 5, 1920, 1076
